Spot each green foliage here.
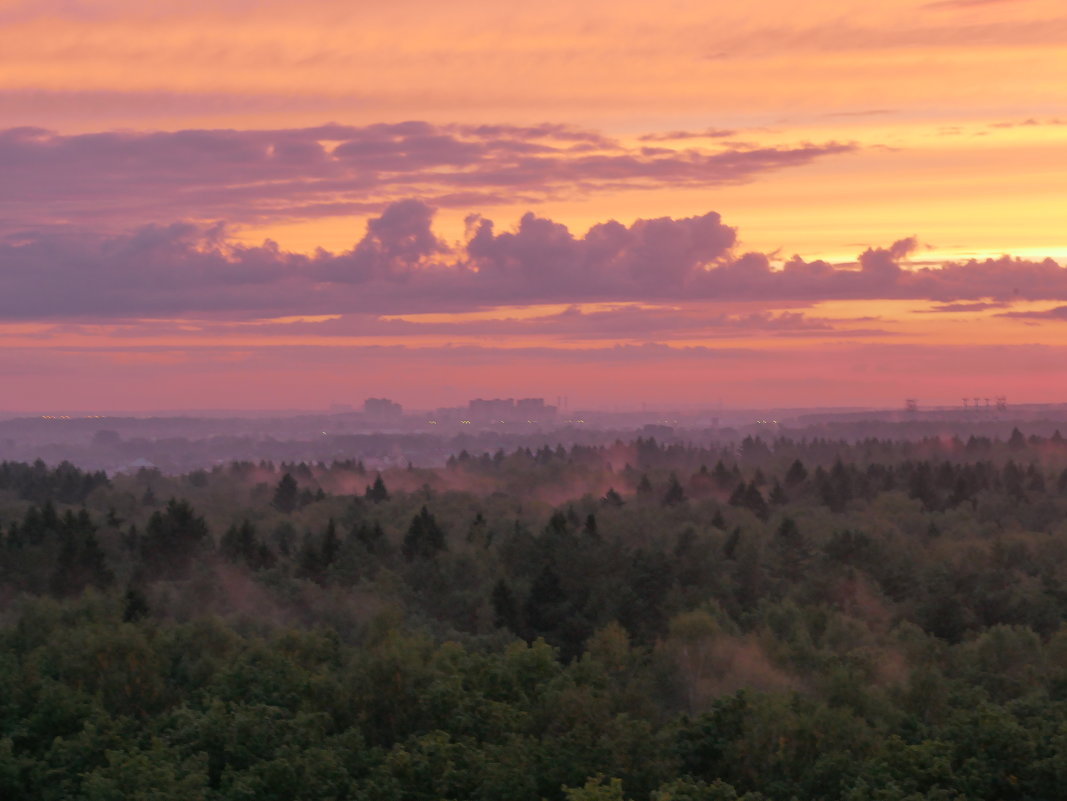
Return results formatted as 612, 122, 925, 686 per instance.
1, 432, 1067, 800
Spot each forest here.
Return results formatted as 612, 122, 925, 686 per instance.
2, 428, 1067, 800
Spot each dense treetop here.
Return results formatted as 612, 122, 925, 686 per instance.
1, 430, 1067, 799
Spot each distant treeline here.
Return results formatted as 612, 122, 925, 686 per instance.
1, 431, 1067, 799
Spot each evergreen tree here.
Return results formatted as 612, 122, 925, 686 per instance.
321, 518, 341, 568
297, 533, 324, 581
636, 474, 654, 496
712, 460, 734, 489
1008, 426, 1027, 450
50, 528, 113, 596
352, 521, 387, 554
729, 481, 768, 520
366, 473, 390, 503
271, 473, 299, 513
220, 520, 257, 563
728, 481, 748, 508
524, 564, 568, 638
491, 578, 520, 631
142, 499, 209, 579
402, 506, 447, 560
743, 483, 768, 520
785, 458, 808, 487
661, 472, 687, 506
772, 517, 809, 581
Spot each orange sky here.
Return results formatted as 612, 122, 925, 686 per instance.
1, 0, 1065, 411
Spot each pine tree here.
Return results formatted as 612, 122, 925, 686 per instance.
297, 533, 323, 582
352, 521, 387, 554
402, 506, 446, 560
221, 520, 258, 564
142, 499, 209, 579
712, 460, 734, 489
661, 472, 687, 506
321, 519, 341, 567
271, 473, 299, 513
743, 483, 769, 520
785, 459, 808, 487
1008, 427, 1026, 450
524, 564, 567, 637
366, 473, 389, 503
728, 481, 748, 508
491, 578, 520, 631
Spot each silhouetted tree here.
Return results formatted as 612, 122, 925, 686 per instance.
1009, 427, 1027, 450
661, 473, 687, 506
785, 459, 808, 487
142, 499, 209, 579
402, 506, 446, 560
271, 473, 299, 513
366, 473, 390, 503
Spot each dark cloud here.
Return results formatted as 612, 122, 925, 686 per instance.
2, 203, 1065, 320
0, 122, 852, 232
204, 305, 862, 342
922, 301, 1010, 312
638, 128, 739, 141
997, 305, 1067, 320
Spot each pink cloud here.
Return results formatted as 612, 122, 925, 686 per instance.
2, 203, 1066, 320
0, 122, 854, 232
997, 305, 1067, 320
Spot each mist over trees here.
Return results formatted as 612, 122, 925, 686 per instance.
2, 429, 1067, 799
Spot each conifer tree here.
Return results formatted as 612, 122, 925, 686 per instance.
271, 473, 299, 513
366, 473, 390, 503
402, 506, 446, 560
661, 472, 687, 506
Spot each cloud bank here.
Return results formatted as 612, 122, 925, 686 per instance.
2, 200, 1066, 320
0, 123, 853, 230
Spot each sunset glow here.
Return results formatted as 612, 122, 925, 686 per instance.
3, 0, 1066, 410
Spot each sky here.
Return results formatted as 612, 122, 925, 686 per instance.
2, 0, 1066, 412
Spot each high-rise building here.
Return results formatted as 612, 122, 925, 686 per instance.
364, 397, 403, 419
